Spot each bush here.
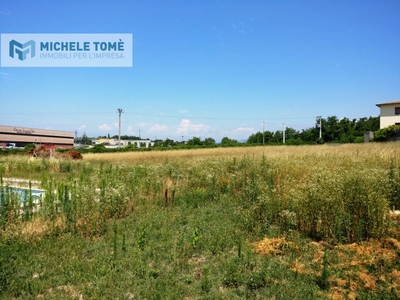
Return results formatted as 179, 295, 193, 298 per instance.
354, 136, 364, 143
65, 150, 83, 160
223, 258, 243, 287
24, 143, 36, 152
374, 125, 400, 142
246, 270, 266, 290
92, 144, 107, 153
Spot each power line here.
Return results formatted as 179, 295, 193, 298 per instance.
0, 111, 317, 121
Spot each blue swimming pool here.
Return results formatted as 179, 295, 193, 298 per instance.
0, 186, 45, 204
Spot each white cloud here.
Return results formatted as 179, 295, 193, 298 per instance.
179, 109, 188, 114
229, 127, 254, 140
99, 123, 112, 131
148, 124, 168, 134
138, 122, 151, 127
232, 127, 254, 134
126, 126, 135, 134
77, 125, 86, 131
0, 72, 9, 76
0, 11, 11, 15
175, 119, 209, 135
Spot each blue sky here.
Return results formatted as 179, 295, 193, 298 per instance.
1, 0, 399, 142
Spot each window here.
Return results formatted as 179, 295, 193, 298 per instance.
396, 107, 400, 115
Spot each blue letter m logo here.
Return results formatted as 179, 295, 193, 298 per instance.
9, 40, 36, 61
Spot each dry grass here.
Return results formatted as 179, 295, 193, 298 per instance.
19, 216, 66, 240
251, 236, 291, 256
37, 284, 84, 299
82, 143, 400, 166
252, 235, 400, 299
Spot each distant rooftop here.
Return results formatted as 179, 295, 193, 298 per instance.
376, 100, 400, 107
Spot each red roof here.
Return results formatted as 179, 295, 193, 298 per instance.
376, 100, 400, 107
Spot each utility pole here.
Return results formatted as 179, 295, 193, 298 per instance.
283, 123, 285, 144
118, 108, 123, 148
318, 116, 322, 139
262, 121, 265, 144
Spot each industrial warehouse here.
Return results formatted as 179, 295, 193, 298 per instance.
0, 125, 74, 149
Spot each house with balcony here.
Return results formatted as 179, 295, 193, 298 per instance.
376, 100, 400, 129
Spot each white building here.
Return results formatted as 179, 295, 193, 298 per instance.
376, 100, 400, 129
120, 140, 155, 148
92, 138, 154, 148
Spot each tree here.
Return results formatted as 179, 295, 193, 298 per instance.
285, 127, 298, 140
272, 131, 283, 143
163, 138, 176, 147
188, 137, 202, 146
153, 139, 164, 147
80, 133, 93, 145
299, 128, 318, 143
354, 116, 379, 136
321, 116, 340, 142
247, 132, 263, 144
221, 137, 239, 146
338, 117, 356, 143
244, 115, 381, 146
203, 137, 216, 145
247, 131, 273, 144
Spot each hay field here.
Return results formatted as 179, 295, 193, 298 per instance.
82, 143, 400, 166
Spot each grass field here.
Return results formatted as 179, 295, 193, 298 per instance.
0, 143, 400, 299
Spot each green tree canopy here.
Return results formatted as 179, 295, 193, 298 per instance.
203, 137, 216, 145
188, 137, 202, 146
374, 125, 400, 142
221, 137, 239, 146
80, 133, 93, 145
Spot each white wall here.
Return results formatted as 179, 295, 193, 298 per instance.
379, 104, 400, 129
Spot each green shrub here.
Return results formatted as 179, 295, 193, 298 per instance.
374, 125, 400, 142
24, 143, 36, 152
92, 144, 107, 153
223, 258, 243, 287
246, 270, 266, 290
354, 136, 364, 143
200, 267, 212, 293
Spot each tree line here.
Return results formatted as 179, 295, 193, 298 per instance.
246, 116, 380, 145
180, 116, 381, 147
74, 115, 399, 149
